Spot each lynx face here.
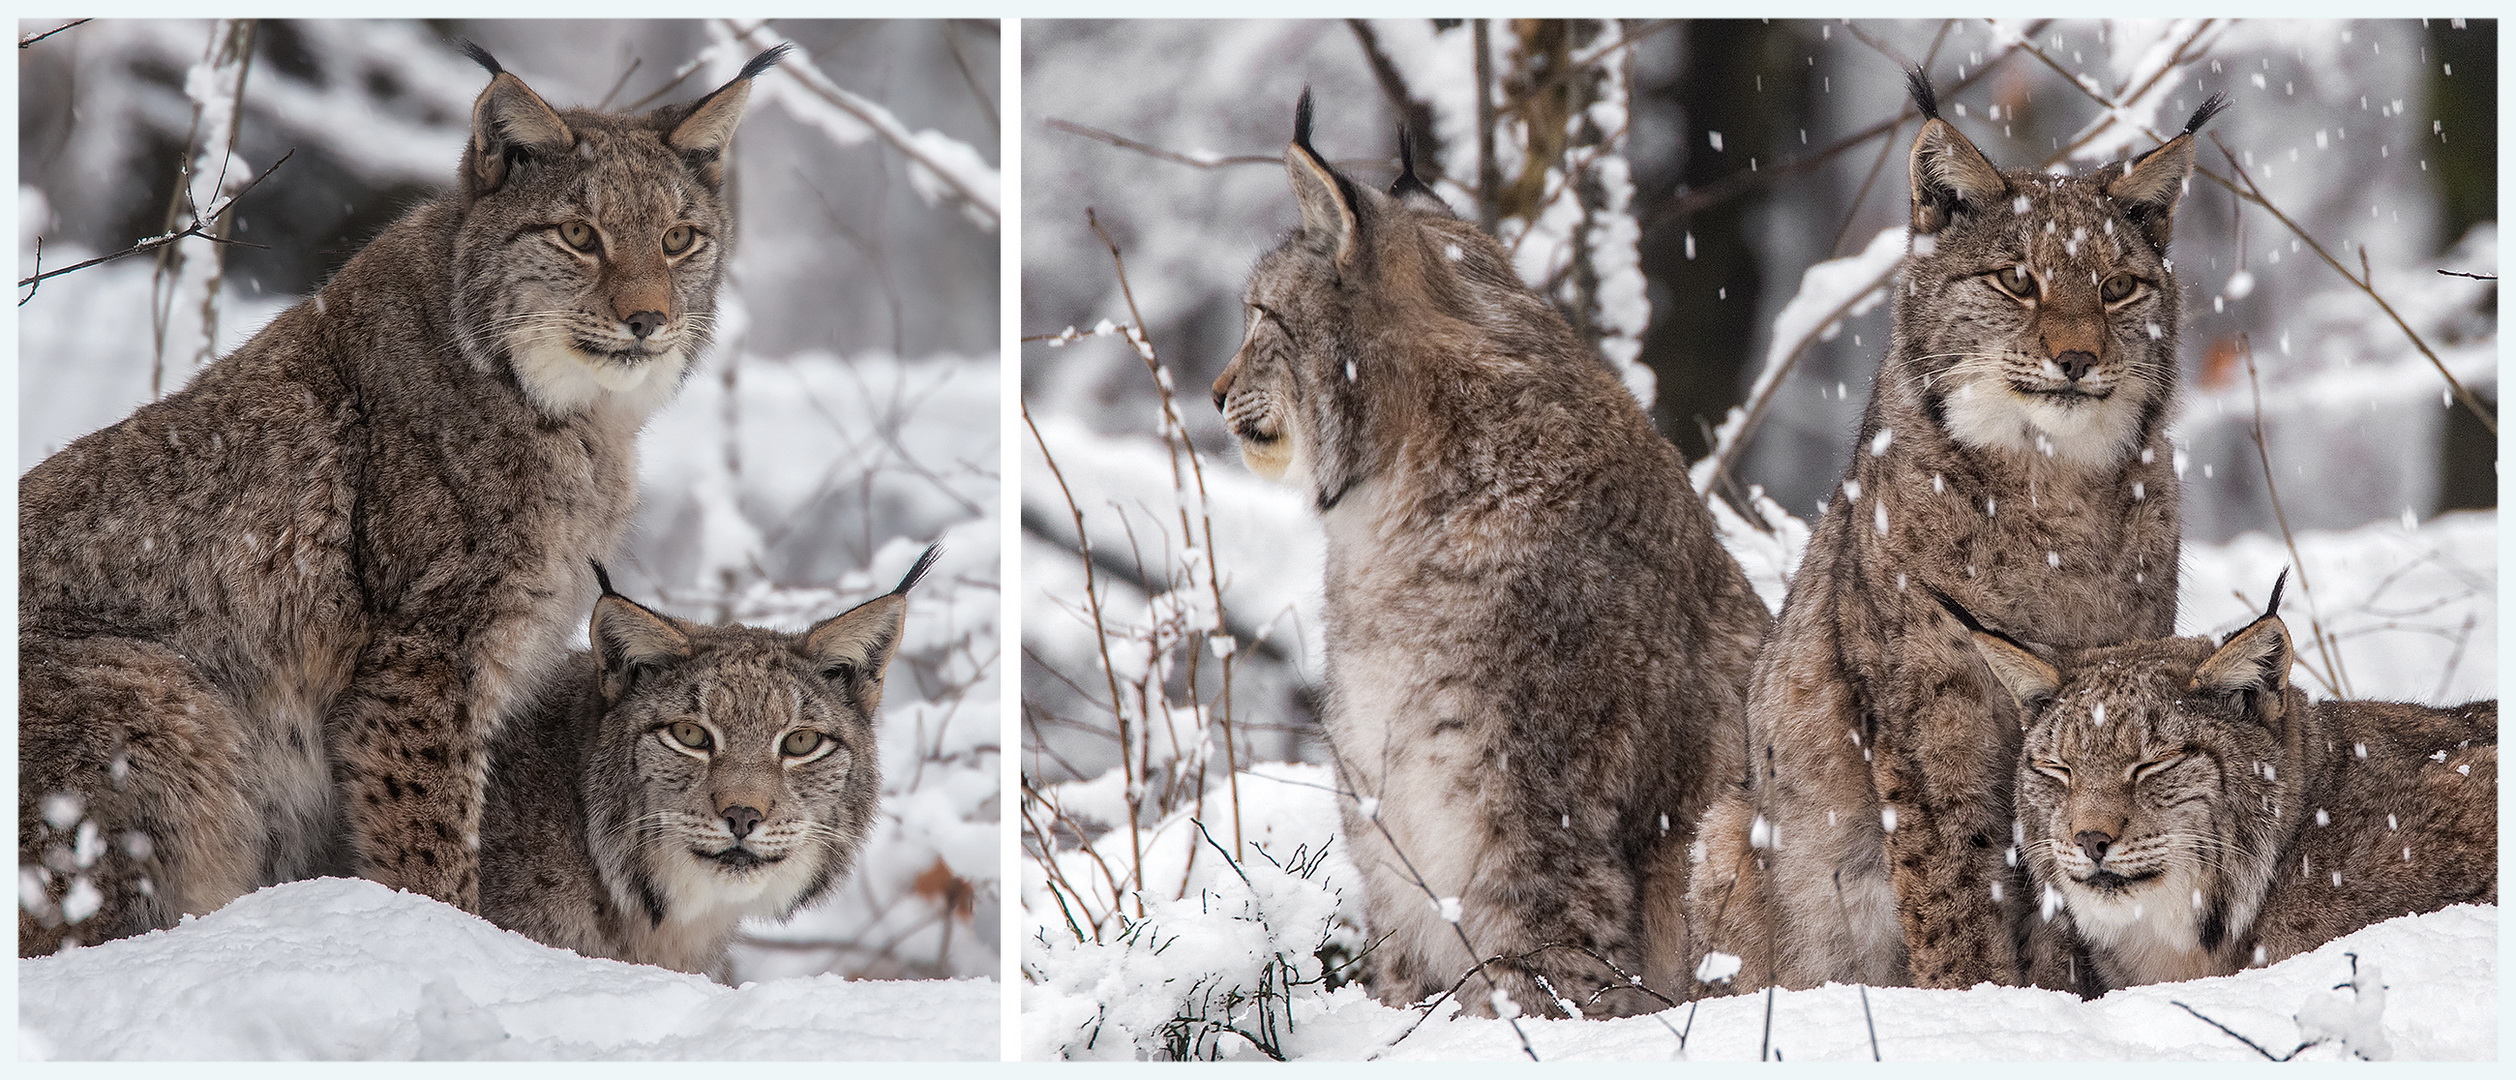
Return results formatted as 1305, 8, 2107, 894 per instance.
580, 564, 912, 928
1213, 294, 1310, 485
1899, 89, 2222, 469
451, 48, 781, 418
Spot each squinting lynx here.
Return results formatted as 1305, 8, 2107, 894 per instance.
479, 551, 933, 981
1212, 93, 1769, 1017
19, 44, 785, 955
1960, 576, 2497, 991
1684, 73, 2225, 993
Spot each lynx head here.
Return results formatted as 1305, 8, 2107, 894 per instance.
578, 545, 935, 931
1896, 70, 2226, 469
450, 43, 788, 418
1949, 576, 2292, 962
1211, 91, 1580, 511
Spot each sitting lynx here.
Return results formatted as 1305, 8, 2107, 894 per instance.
1957, 576, 2496, 990
18, 44, 784, 955
1684, 73, 2223, 994
1211, 94, 1769, 1017
479, 549, 933, 980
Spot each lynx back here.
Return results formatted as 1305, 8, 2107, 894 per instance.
1684, 74, 2224, 993
18, 45, 784, 956
1212, 94, 1769, 1017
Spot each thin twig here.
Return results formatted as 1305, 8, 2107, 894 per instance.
18, 19, 89, 49
2435, 269, 2496, 281
19, 149, 290, 303
2168, 1000, 2296, 1061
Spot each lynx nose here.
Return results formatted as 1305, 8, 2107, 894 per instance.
723, 805, 763, 841
624, 310, 669, 340
2074, 829, 2114, 865
1210, 368, 1236, 412
2054, 350, 2098, 382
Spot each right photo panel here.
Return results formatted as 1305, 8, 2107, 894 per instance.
1020, 19, 2496, 1061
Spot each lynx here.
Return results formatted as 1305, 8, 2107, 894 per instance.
18, 45, 785, 956
1210, 93, 1770, 1018
1963, 576, 2497, 990
1683, 73, 2226, 993
478, 551, 930, 980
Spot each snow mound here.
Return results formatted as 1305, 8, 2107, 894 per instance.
19, 878, 996, 1060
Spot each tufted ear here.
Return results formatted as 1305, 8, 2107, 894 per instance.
800, 545, 937, 718
1933, 587, 2059, 716
2107, 94, 2225, 251
460, 42, 574, 198
657, 45, 787, 191
1905, 68, 2007, 235
1287, 89, 1363, 265
2194, 570, 2292, 699
588, 561, 689, 704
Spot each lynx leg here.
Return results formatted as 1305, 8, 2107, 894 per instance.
1637, 826, 1695, 1007
1680, 788, 1770, 997
333, 632, 490, 911
18, 634, 258, 955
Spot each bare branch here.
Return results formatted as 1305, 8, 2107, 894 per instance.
18, 19, 89, 49
19, 148, 291, 305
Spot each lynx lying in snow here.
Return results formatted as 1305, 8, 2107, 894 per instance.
478, 550, 933, 980
1957, 576, 2496, 991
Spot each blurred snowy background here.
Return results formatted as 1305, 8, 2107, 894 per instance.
16, 16, 1001, 1010
1019, 19, 2494, 1059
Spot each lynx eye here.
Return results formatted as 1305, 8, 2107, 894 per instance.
2032, 760, 2072, 785
780, 730, 829, 759
665, 721, 713, 752
2101, 272, 2141, 304
1986, 265, 2039, 301
2131, 753, 2184, 782
558, 221, 600, 254
662, 225, 696, 255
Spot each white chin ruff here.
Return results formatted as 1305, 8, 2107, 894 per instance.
1940, 379, 2141, 468
511, 340, 689, 418
654, 847, 812, 924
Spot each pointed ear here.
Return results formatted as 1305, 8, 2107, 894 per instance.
2193, 613, 2292, 698
1287, 91, 1362, 265
464, 64, 575, 197
591, 592, 690, 702
1972, 630, 2063, 715
1909, 119, 2009, 234
664, 46, 786, 190
2108, 94, 2224, 251
803, 593, 908, 717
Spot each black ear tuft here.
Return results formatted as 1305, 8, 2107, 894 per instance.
2184, 92, 2229, 136
1294, 87, 1316, 155
2263, 568, 2288, 620
589, 558, 617, 597
1907, 66, 1940, 121
1390, 125, 1438, 200
738, 43, 793, 82
892, 544, 942, 596
458, 40, 503, 76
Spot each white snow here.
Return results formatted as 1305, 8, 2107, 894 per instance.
18, 878, 994, 1060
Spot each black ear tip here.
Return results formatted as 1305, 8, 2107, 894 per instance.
2185, 93, 2230, 136
892, 543, 943, 596
589, 558, 617, 597
1927, 585, 1982, 632
1906, 66, 1940, 121
2265, 568, 2288, 619
1294, 87, 1316, 152
739, 42, 793, 82
458, 39, 503, 77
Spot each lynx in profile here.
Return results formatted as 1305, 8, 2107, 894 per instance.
478, 551, 931, 980
1211, 93, 1769, 1017
1962, 576, 2497, 991
19, 45, 785, 956
1684, 74, 2225, 993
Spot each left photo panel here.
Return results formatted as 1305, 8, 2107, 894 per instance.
17, 18, 1001, 1059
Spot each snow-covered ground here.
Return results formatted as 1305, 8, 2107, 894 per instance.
19, 878, 995, 1060
1024, 760, 2494, 1062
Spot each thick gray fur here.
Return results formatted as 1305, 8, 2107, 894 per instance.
1212, 92, 1770, 1017
1684, 72, 2215, 993
477, 550, 927, 979
18, 48, 782, 955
